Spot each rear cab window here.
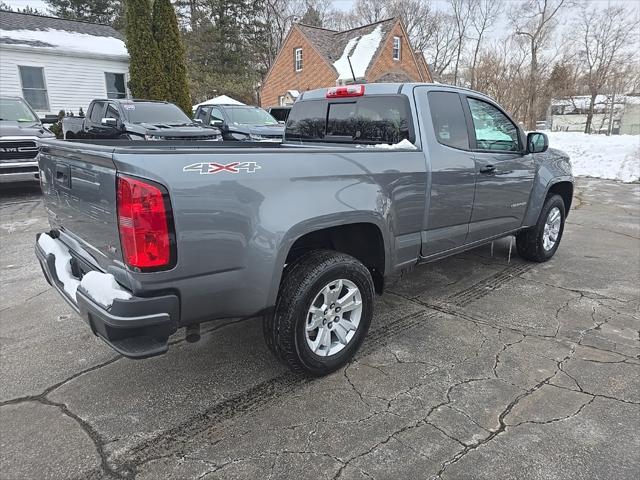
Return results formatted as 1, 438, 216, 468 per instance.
285, 95, 414, 145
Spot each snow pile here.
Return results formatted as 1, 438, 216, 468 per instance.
38, 233, 80, 299
0, 28, 128, 57
79, 271, 131, 308
193, 95, 244, 109
547, 131, 639, 183
38, 233, 132, 308
334, 25, 383, 81
357, 139, 418, 150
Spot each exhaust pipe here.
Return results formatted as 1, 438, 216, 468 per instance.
185, 324, 201, 343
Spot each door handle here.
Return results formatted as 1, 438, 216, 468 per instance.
479, 164, 496, 174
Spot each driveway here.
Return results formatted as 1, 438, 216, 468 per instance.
1, 178, 638, 480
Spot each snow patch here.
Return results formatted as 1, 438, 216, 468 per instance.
0, 28, 128, 57
79, 271, 131, 309
333, 25, 383, 81
38, 233, 132, 308
357, 139, 418, 150
547, 132, 640, 183
37, 233, 79, 299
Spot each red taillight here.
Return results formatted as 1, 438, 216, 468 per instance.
117, 175, 172, 270
326, 84, 365, 98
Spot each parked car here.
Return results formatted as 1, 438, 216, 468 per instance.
194, 104, 284, 141
266, 106, 292, 123
63, 99, 221, 141
0, 96, 54, 183
35, 83, 573, 376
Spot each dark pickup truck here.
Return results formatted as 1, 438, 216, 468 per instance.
35, 83, 573, 376
63, 99, 221, 141
0, 96, 54, 183
193, 103, 284, 141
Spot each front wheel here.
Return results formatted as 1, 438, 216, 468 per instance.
264, 250, 374, 376
516, 194, 566, 262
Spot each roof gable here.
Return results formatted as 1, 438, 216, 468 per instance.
297, 18, 398, 80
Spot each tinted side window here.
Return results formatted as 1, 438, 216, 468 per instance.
89, 101, 105, 122
210, 107, 224, 124
196, 107, 210, 122
467, 98, 519, 152
285, 100, 327, 141
427, 91, 469, 150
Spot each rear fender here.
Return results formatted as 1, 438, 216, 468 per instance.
267, 213, 391, 307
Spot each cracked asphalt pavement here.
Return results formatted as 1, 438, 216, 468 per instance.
1, 178, 638, 480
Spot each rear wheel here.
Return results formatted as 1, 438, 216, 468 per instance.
516, 194, 566, 262
265, 250, 374, 376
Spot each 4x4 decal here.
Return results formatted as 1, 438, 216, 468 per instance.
183, 162, 261, 174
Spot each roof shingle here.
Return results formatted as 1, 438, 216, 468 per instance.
0, 10, 123, 39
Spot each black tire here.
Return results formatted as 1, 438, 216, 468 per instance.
264, 250, 374, 376
516, 194, 566, 262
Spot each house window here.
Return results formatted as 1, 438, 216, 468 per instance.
105, 73, 126, 99
294, 48, 303, 72
392, 36, 401, 61
18, 66, 49, 111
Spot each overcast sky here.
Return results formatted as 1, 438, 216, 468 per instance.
3, 0, 638, 19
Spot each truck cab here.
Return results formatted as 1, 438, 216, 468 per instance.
63, 99, 221, 141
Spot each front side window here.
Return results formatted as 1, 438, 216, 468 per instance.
18, 66, 49, 111
467, 98, 519, 152
392, 36, 401, 60
210, 107, 224, 124
89, 101, 106, 122
294, 48, 303, 71
196, 106, 210, 122
105, 103, 119, 120
427, 91, 469, 150
105, 73, 126, 99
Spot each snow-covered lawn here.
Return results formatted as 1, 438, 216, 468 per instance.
547, 131, 639, 183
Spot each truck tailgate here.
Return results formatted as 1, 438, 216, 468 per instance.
38, 142, 122, 269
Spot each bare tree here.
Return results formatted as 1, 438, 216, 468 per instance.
468, 0, 500, 89
423, 11, 459, 80
449, 0, 475, 85
387, 0, 435, 51
576, 4, 640, 133
511, 0, 567, 129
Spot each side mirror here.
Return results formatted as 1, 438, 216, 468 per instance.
101, 117, 118, 126
194, 118, 203, 124
527, 132, 548, 154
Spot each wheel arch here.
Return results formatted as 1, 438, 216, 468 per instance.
268, 217, 390, 305
523, 175, 574, 226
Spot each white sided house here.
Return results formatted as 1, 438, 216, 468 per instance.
0, 11, 129, 117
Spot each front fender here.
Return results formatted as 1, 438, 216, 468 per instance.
522, 148, 573, 226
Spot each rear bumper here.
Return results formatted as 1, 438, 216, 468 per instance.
35, 233, 179, 358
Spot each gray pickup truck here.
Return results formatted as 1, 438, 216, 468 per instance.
35, 83, 573, 375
